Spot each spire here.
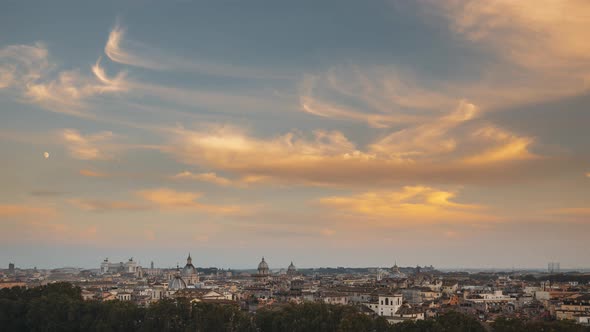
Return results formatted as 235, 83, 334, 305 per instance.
187, 253, 192, 265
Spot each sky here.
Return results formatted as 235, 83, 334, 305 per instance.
1, 0, 589, 270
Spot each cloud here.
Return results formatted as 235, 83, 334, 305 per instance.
79, 169, 108, 177
105, 25, 165, 70
0, 43, 49, 88
29, 190, 66, 197
300, 68, 454, 128
0, 204, 57, 218
461, 126, 537, 164
105, 25, 290, 79
417, 0, 590, 107
320, 228, 336, 237
546, 208, 590, 218
163, 102, 539, 186
301, 1, 590, 129
136, 188, 245, 215
432, 0, 590, 73
319, 186, 493, 224
368, 100, 478, 158
60, 129, 116, 160
0, 43, 128, 117
172, 171, 232, 186
68, 199, 147, 212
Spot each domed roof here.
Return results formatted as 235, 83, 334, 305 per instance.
288, 261, 296, 271
169, 275, 187, 290
182, 253, 197, 277
258, 257, 269, 275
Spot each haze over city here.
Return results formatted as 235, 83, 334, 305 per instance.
1, 0, 589, 270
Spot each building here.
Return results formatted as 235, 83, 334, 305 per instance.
181, 253, 199, 285
365, 291, 403, 318
390, 262, 406, 279
168, 267, 187, 291
556, 294, 590, 321
100, 257, 138, 275
287, 262, 297, 276
257, 257, 269, 276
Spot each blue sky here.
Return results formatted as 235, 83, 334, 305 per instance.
1, 0, 589, 269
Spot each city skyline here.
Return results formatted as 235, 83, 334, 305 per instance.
1, 1, 590, 269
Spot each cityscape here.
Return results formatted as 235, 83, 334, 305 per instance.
2, 0, 590, 331
2, 256, 590, 328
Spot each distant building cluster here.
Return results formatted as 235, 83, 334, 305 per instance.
2, 258, 590, 326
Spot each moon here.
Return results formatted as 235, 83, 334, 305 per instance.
43, 152, 50, 159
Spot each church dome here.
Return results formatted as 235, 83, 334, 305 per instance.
287, 261, 297, 275
182, 253, 197, 277
258, 257, 269, 275
169, 275, 186, 290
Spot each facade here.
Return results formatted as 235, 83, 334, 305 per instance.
378, 293, 403, 317
366, 292, 404, 317
100, 258, 138, 275
181, 253, 199, 285
287, 262, 297, 276
257, 257, 269, 276
556, 295, 590, 321
168, 267, 187, 291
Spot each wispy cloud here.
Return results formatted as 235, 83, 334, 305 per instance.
69, 188, 248, 215
105, 25, 291, 79
29, 190, 66, 197
137, 188, 246, 215
319, 186, 494, 224
163, 101, 540, 186
300, 68, 452, 128
544, 207, 590, 222
60, 129, 117, 160
172, 171, 232, 186
418, 0, 590, 107
68, 199, 147, 212
79, 169, 108, 177
1, 43, 129, 117
0, 204, 57, 218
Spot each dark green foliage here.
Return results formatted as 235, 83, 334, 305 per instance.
254, 302, 368, 332
0, 283, 253, 332
388, 311, 486, 332
493, 317, 590, 332
2, 283, 589, 331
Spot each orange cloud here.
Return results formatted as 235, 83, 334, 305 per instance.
1, 43, 128, 117
462, 126, 537, 164
163, 103, 539, 187
68, 199, 147, 212
420, 0, 590, 108
547, 208, 590, 218
79, 169, 108, 177
61, 129, 116, 160
435, 0, 590, 71
319, 186, 494, 224
172, 171, 232, 186
0, 204, 57, 218
300, 68, 455, 128
136, 188, 245, 215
